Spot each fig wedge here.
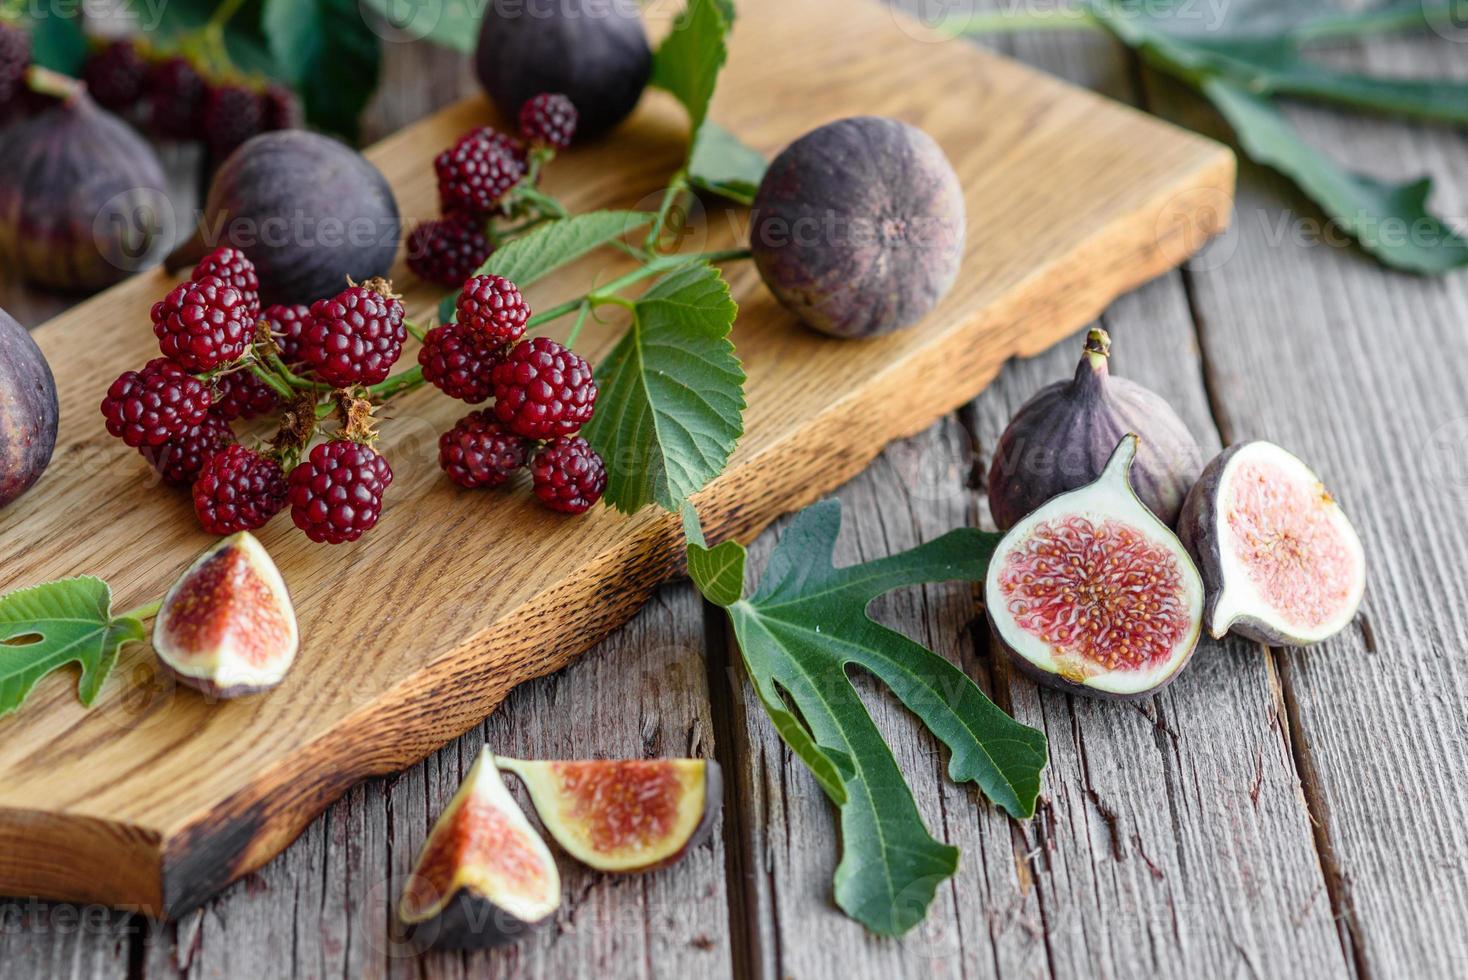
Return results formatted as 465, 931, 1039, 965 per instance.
154, 532, 298, 698
497, 757, 721, 873
399, 750, 561, 949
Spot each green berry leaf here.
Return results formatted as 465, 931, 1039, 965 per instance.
687, 121, 767, 206
0, 577, 146, 719
357, 0, 480, 54
581, 260, 745, 514
262, 0, 381, 140
651, 0, 731, 135
438, 211, 655, 324
717, 500, 1047, 935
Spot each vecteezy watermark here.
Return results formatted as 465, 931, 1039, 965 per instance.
92, 186, 177, 276
1425, 0, 1468, 42
1156, 184, 1238, 273
18, 0, 169, 34
1423, 417, 1468, 502
360, 0, 448, 42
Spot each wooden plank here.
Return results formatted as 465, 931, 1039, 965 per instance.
1141, 30, 1468, 979
0, 0, 1232, 916
718, 11, 1346, 977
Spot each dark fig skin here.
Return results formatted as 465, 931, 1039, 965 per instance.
405, 891, 547, 951
750, 116, 965, 339
475, 0, 651, 141
167, 131, 401, 306
0, 307, 58, 510
0, 92, 169, 291
987, 328, 1203, 530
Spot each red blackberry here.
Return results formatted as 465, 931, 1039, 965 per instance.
406, 213, 492, 287
419, 323, 503, 403
140, 414, 234, 486
263, 303, 312, 363
0, 22, 29, 106
151, 274, 254, 372
288, 440, 393, 544
531, 436, 606, 514
146, 56, 206, 139
490, 337, 597, 439
435, 128, 527, 215
439, 411, 530, 489
300, 282, 406, 388
211, 369, 279, 421
202, 82, 263, 159
193, 246, 261, 321
193, 444, 289, 535
82, 39, 146, 112
101, 358, 211, 448
518, 93, 577, 150
456, 274, 529, 345
261, 83, 299, 131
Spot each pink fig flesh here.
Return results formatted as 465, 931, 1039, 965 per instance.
497, 757, 722, 873
153, 532, 298, 698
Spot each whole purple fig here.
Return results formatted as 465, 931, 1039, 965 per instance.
0, 306, 58, 510
751, 116, 965, 339
0, 90, 169, 291
987, 328, 1203, 529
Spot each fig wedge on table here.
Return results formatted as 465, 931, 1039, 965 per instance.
399, 749, 561, 949
153, 531, 298, 698
497, 757, 722, 873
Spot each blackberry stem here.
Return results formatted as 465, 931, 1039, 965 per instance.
121, 599, 162, 621
646, 171, 690, 252
367, 365, 426, 401
247, 362, 294, 399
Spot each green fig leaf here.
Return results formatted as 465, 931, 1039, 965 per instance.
0, 577, 146, 719
707, 500, 1047, 935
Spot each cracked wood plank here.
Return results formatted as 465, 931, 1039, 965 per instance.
1140, 28, 1468, 979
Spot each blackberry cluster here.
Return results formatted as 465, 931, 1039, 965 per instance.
68, 41, 300, 150
406, 213, 493, 287
518, 93, 577, 150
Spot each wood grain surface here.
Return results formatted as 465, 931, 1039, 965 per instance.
0, 0, 1231, 918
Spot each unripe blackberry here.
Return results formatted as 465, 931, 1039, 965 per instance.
0, 23, 29, 107
531, 436, 606, 514
434, 127, 527, 215
456, 274, 529, 345
101, 358, 211, 448
150, 274, 254, 372
140, 414, 235, 486
490, 337, 597, 439
406, 212, 492, 287
146, 56, 206, 139
419, 323, 503, 403
193, 246, 262, 322
82, 40, 147, 112
202, 82, 264, 159
518, 93, 577, 149
263, 303, 312, 363
288, 440, 393, 544
300, 281, 407, 388
193, 444, 289, 534
439, 411, 530, 489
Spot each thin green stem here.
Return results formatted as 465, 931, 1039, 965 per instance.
946, 8, 1098, 36
646, 171, 690, 252
265, 353, 318, 392
525, 296, 590, 331
248, 362, 294, 400
515, 185, 569, 219
404, 318, 427, 343
367, 365, 426, 401
208, 0, 249, 29
564, 301, 593, 348
122, 599, 162, 621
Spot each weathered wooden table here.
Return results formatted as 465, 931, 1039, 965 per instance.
4, 8, 1466, 978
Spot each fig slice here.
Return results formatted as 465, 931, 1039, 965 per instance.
985, 434, 1205, 699
399, 750, 561, 949
496, 757, 722, 873
153, 531, 298, 698
1179, 441, 1365, 645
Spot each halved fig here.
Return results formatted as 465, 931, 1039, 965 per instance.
1179, 441, 1365, 645
497, 757, 721, 873
399, 749, 561, 949
153, 531, 298, 698
985, 434, 1205, 699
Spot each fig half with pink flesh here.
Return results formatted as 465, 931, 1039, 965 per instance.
1179, 441, 1365, 646
985, 434, 1205, 699
153, 532, 298, 698
497, 757, 722, 873
399, 750, 561, 949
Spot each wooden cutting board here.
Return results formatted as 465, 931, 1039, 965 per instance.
0, 0, 1232, 916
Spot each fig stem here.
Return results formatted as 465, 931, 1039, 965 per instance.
121, 599, 162, 621
25, 66, 82, 102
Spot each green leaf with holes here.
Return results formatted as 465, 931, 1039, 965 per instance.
703, 500, 1046, 935
581, 260, 744, 514
0, 577, 146, 719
